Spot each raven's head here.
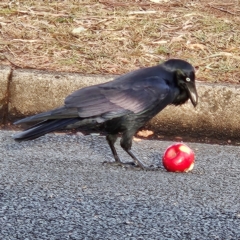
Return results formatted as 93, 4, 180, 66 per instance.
164, 59, 198, 107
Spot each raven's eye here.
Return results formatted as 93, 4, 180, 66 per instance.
186, 77, 191, 82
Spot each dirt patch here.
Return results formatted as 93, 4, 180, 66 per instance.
0, 0, 240, 83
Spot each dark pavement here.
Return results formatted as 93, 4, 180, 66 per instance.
0, 131, 239, 239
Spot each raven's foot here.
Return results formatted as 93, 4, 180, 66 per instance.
102, 161, 164, 171
102, 160, 138, 169
138, 164, 165, 171
123, 149, 165, 171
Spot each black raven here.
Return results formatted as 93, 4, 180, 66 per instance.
13, 59, 198, 170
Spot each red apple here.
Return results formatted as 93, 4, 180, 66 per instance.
162, 143, 195, 172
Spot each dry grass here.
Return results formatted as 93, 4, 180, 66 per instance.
0, 0, 240, 83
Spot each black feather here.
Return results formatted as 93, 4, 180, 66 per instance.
13, 59, 198, 170
13, 118, 79, 141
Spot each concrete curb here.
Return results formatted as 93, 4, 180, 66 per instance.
1, 66, 240, 139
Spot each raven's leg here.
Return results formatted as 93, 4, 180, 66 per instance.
106, 134, 121, 162
120, 131, 160, 171
104, 134, 136, 167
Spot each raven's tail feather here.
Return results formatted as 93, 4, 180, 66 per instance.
13, 118, 79, 141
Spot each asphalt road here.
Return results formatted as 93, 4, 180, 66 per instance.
0, 130, 239, 240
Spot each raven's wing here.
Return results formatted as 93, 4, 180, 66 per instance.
65, 76, 175, 119
15, 76, 176, 125
14, 106, 80, 124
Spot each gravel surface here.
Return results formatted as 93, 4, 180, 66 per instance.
0, 130, 239, 239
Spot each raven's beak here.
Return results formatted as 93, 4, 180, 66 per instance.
186, 81, 198, 107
